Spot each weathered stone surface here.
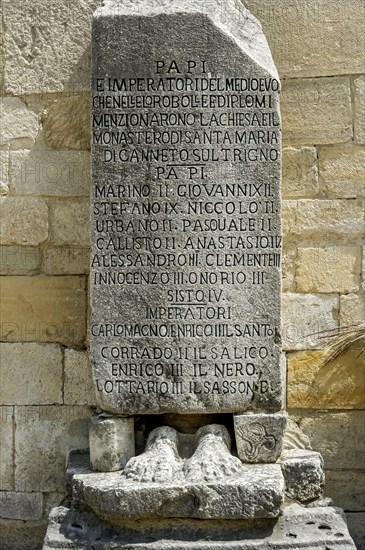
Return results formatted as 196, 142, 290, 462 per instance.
0, 1, 3, 93
0, 406, 14, 491
346, 513, 365, 550
0, 518, 46, 550
282, 293, 338, 351
0, 197, 48, 245
234, 412, 287, 463
0, 343, 63, 405
283, 199, 364, 240
64, 349, 95, 406
0, 276, 86, 346
49, 199, 90, 245
0, 491, 43, 520
282, 147, 318, 198
290, 411, 365, 470
42, 504, 357, 549
91, 0, 282, 416
280, 449, 324, 503
244, 0, 365, 78
15, 406, 90, 492
340, 294, 365, 326
0, 150, 9, 196
281, 78, 352, 145
73, 464, 284, 520
0, 246, 41, 275
282, 418, 312, 451
2, 0, 100, 94
325, 470, 365, 511
319, 146, 365, 198
287, 349, 365, 409
42, 93, 91, 150
296, 246, 361, 293
10, 150, 90, 196
42, 247, 90, 275
0, 97, 39, 148
354, 76, 365, 144
282, 247, 296, 292
90, 415, 135, 472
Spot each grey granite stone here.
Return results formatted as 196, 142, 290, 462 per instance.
89, 414, 135, 472
91, 0, 282, 415
234, 412, 287, 463
280, 449, 325, 503
42, 504, 357, 549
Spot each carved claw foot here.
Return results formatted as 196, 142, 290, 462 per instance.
122, 426, 183, 483
183, 424, 245, 482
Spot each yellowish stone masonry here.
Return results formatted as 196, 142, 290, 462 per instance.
0, 0, 364, 548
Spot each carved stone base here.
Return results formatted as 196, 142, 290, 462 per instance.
43, 504, 357, 549
71, 429, 285, 520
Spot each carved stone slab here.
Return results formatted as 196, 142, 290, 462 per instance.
234, 412, 287, 463
91, 0, 282, 414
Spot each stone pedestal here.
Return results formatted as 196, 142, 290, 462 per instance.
42, 0, 356, 548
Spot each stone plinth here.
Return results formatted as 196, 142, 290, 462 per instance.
43, 504, 357, 549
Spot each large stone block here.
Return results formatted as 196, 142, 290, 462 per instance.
10, 150, 90, 196
43, 503, 358, 549
282, 293, 338, 351
15, 405, 90, 492
49, 199, 90, 246
0, 97, 40, 148
42, 93, 91, 150
340, 294, 365, 326
64, 349, 96, 406
0, 343, 63, 405
72, 463, 285, 520
290, 411, 365, 470
0, 276, 86, 346
282, 199, 364, 240
244, 0, 365, 78
0, 406, 14, 491
319, 146, 365, 199
0, 150, 9, 196
90, 0, 282, 416
281, 78, 352, 145
0, 491, 43, 521
0, 197, 48, 246
42, 247, 90, 275
295, 246, 361, 293
287, 349, 365, 409
282, 147, 318, 199
0, 246, 41, 275
0, 518, 46, 550
325, 470, 365, 511
2, 0, 100, 94
354, 76, 365, 144
280, 449, 324, 503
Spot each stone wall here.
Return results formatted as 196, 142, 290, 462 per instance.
0, 0, 364, 548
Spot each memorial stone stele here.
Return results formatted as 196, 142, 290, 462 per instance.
42, 1, 357, 548
90, 0, 282, 417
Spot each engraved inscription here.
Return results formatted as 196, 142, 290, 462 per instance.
91, 12, 282, 414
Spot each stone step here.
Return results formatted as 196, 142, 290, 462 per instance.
43, 504, 357, 549
71, 462, 285, 521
